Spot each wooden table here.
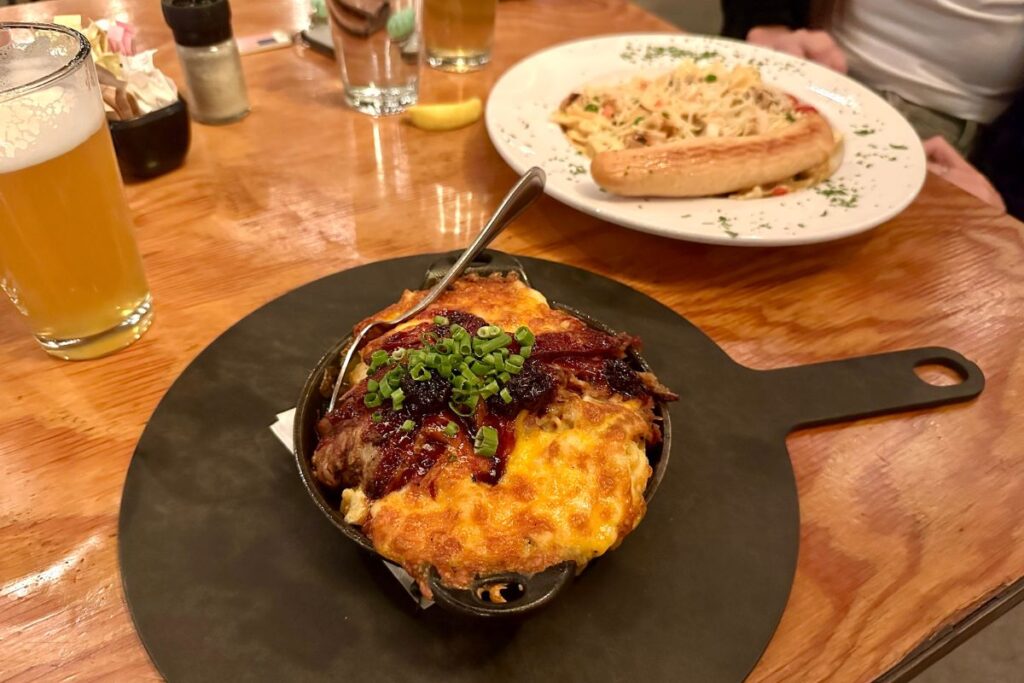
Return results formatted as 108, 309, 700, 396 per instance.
2, 1, 1022, 680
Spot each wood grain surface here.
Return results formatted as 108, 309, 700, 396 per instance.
2, 1, 1023, 681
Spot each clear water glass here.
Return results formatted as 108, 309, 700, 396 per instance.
327, 0, 420, 115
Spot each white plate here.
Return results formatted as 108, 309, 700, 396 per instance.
485, 34, 927, 246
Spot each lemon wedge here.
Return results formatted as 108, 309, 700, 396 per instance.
405, 97, 483, 131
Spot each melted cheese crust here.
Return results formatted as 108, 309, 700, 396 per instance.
342, 275, 657, 592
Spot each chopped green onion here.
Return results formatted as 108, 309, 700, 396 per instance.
478, 333, 511, 355
470, 360, 490, 377
450, 324, 467, 338
500, 388, 513, 404
371, 411, 383, 423
449, 400, 474, 417
438, 361, 453, 379
476, 325, 502, 339
400, 419, 415, 432
490, 354, 505, 371
520, 345, 533, 358
498, 371, 511, 384
425, 352, 441, 368
513, 326, 535, 346
480, 380, 500, 399
434, 315, 449, 326
457, 336, 472, 355
505, 354, 524, 374
364, 393, 382, 408
443, 421, 459, 437
458, 362, 479, 383
366, 379, 379, 392
390, 347, 406, 361
391, 388, 405, 410
474, 426, 499, 457
410, 364, 431, 381
369, 349, 390, 372
704, 73, 717, 83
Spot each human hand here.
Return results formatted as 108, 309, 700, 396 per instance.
923, 136, 1005, 211
746, 26, 848, 73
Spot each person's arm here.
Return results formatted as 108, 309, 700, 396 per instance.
720, 0, 809, 40
925, 136, 1006, 211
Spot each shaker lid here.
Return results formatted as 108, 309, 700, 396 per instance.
161, 0, 234, 47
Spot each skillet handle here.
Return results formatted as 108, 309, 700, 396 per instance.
759, 346, 985, 431
426, 562, 575, 618
422, 250, 531, 289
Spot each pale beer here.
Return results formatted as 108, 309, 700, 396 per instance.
0, 23, 152, 359
423, 0, 498, 71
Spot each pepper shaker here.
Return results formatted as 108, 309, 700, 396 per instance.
161, 0, 250, 125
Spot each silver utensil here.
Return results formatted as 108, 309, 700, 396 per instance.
327, 166, 547, 412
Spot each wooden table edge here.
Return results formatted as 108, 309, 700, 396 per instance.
878, 575, 1024, 682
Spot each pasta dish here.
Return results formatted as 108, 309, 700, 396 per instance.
553, 60, 842, 198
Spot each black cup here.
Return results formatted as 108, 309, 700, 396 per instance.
109, 97, 191, 181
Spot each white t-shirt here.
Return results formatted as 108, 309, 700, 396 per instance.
828, 0, 1024, 123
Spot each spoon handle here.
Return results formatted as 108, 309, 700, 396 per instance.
327, 167, 546, 412
400, 167, 546, 320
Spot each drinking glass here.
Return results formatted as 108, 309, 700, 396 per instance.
327, 0, 420, 115
423, 0, 497, 72
0, 23, 153, 360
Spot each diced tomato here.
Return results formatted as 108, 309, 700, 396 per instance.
601, 103, 615, 117
770, 186, 790, 197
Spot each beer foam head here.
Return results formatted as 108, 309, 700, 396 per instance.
1, 34, 102, 173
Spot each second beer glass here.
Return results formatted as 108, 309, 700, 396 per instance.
423, 0, 497, 72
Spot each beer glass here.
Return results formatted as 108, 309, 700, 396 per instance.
423, 0, 497, 72
0, 23, 153, 360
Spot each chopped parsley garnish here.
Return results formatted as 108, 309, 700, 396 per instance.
853, 127, 876, 136
889, 144, 908, 150
704, 74, 717, 83
633, 116, 645, 125
584, 103, 599, 113
785, 112, 796, 123
718, 215, 739, 238
814, 181, 860, 208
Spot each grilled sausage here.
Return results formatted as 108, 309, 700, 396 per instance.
590, 111, 836, 197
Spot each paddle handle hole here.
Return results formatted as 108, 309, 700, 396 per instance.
913, 359, 967, 387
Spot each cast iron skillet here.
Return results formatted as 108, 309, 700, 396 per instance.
294, 251, 672, 618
